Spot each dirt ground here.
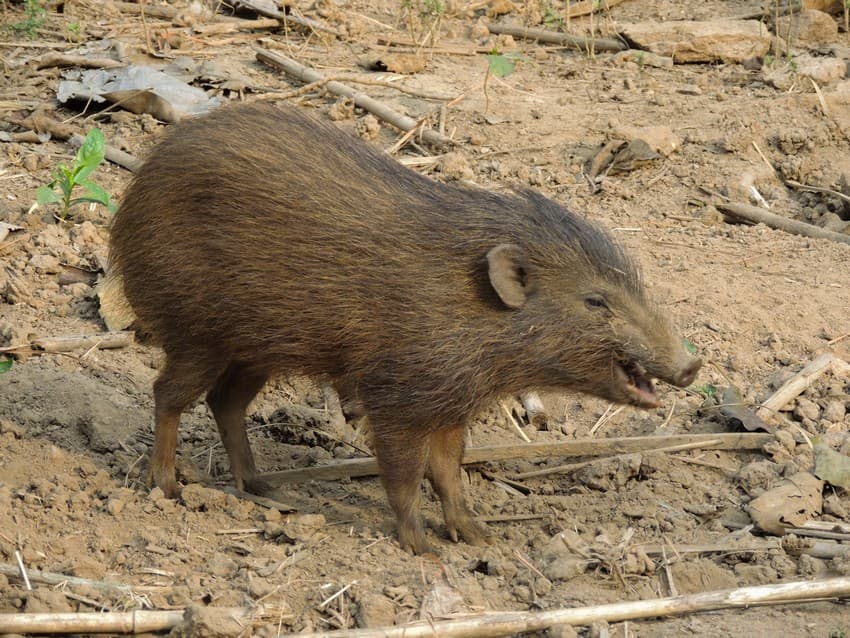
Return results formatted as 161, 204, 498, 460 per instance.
2, 0, 850, 636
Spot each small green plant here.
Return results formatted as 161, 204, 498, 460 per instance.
691, 383, 717, 400
66, 20, 82, 41
829, 629, 847, 638
36, 128, 116, 220
421, 0, 444, 17
483, 49, 522, 112
0, 358, 11, 373
542, 1, 563, 29
486, 49, 519, 78
11, 0, 46, 39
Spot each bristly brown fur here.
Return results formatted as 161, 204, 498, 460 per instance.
110, 102, 700, 554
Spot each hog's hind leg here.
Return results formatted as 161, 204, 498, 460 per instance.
206, 362, 270, 494
371, 421, 432, 555
151, 353, 225, 498
426, 425, 495, 547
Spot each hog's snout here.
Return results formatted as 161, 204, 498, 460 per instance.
670, 353, 702, 388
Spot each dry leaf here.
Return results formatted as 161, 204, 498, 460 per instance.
719, 385, 774, 433
748, 472, 823, 535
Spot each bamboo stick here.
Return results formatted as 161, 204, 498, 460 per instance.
286, 576, 850, 638
0, 610, 184, 634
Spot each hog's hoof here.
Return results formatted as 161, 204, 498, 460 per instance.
448, 515, 495, 547
244, 476, 277, 497
397, 520, 435, 556
149, 468, 181, 500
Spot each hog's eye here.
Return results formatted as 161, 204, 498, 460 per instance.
584, 295, 608, 310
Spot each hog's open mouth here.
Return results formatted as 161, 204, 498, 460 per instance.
614, 360, 659, 408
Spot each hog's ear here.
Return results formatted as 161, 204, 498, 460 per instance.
487, 243, 528, 308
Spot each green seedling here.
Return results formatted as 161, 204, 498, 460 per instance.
483, 50, 528, 113
0, 359, 11, 373
486, 50, 519, 78
542, 1, 564, 29
421, 0, 444, 17
691, 383, 717, 400
36, 128, 116, 220
683, 338, 697, 354
66, 20, 82, 41
11, 0, 46, 39
483, 49, 522, 113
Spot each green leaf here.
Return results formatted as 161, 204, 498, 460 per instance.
0, 358, 11, 373
75, 180, 116, 212
690, 383, 717, 399
74, 128, 106, 182
36, 185, 61, 205
486, 51, 517, 78
683, 339, 697, 354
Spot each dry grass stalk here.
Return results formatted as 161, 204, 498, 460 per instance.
565, 0, 626, 18
500, 401, 531, 442
589, 404, 624, 435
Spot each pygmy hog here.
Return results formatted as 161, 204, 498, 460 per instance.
110, 103, 701, 554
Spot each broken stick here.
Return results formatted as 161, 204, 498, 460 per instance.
521, 391, 548, 429
756, 353, 850, 423
69, 133, 141, 172
0, 563, 134, 594
510, 439, 721, 480
0, 610, 185, 635
254, 49, 454, 149
487, 24, 626, 52
717, 202, 850, 246
29, 331, 134, 353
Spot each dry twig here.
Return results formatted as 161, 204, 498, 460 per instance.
510, 439, 721, 480
0, 562, 134, 594
756, 353, 850, 423
718, 202, 850, 246
255, 433, 771, 484
487, 24, 626, 52
255, 49, 454, 148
